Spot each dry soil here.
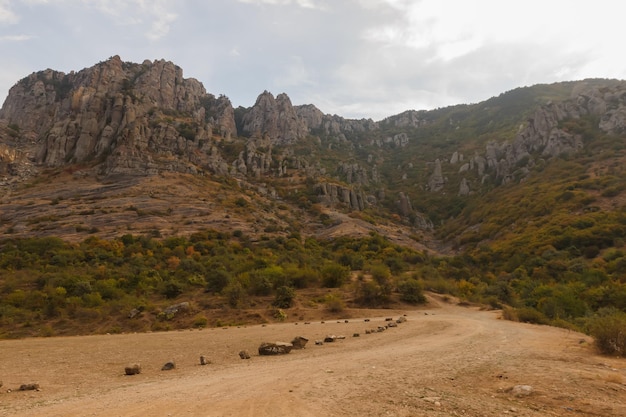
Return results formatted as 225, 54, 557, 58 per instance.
1, 296, 625, 417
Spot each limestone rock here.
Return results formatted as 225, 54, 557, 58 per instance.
428, 159, 445, 192
258, 342, 293, 355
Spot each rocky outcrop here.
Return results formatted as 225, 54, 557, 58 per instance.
443, 83, 626, 192
428, 159, 445, 192
317, 182, 372, 211
0, 56, 236, 176
241, 91, 307, 144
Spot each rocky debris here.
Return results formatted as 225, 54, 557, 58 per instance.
124, 364, 141, 375
290, 336, 309, 349
239, 350, 251, 359
258, 342, 293, 355
161, 361, 176, 371
508, 384, 534, 397
128, 306, 144, 319
18, 383, 40, 391
162, 302, 190, 317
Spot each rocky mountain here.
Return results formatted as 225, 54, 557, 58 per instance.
1, 56, 626, 253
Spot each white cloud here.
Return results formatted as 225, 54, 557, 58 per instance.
237, 0, 327, 9
82, 0, 177, 39
0, 34, 33, 41
0, 0, 18, 23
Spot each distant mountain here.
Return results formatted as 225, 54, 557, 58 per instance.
1, 56, 625, 252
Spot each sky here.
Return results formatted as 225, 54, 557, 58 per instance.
0, 0, 624, 121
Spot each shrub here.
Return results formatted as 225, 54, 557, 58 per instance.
192, 314, 208, 328
588, 309, 626, 355
223, 281, 244, 308
321, 263, 348, 288
513, 307, 548, 325
324, 293, 345, 313
397, 278, 426, 304
273, 286, 295, 309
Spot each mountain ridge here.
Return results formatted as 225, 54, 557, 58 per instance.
1, 56, 625, 249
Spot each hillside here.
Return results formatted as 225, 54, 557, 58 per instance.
1, 56, 626, 344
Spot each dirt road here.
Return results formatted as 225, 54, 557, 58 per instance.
1, 298, 625, 417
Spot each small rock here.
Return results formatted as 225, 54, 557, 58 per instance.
291, 336, 309, 349
324, 335, 336, 343
315, 340, 323, 345
353, 333, 360, 337
19, 383, 40, 391
239, 350, 251, 359
161, 361, 176, 371
124, 364, 141, 375
510, 385, 533, 397
200, 355, 208, 365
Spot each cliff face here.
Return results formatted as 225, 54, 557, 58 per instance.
0, 56, 236, 175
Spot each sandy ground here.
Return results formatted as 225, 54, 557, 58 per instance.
1, 298, 625, 417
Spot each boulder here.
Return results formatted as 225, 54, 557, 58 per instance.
124, 364, 141, 375
290, 336, 309, 349
258, 342, 293, 355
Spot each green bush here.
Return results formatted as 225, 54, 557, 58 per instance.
321, 263, 349, 288
588, 309, 626, 355
397, 278, 426, 304
324, 293, 345, 313
273, 286, 295, 309
503, 307, 548, 325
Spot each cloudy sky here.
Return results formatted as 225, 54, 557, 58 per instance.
1, 0, 624, 120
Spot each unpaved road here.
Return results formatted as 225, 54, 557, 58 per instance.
1, 299, 625, 417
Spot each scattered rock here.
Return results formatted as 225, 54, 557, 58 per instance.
258, 342, 293, 355
509, 385, 534, 397
239, 350, 251, 359
291, 336, 309, 349
124, 364, 141, 375
128, 306, 144, 319
163, 302, 190, 317
161, 361, 176, 371
18, 383, 40, 391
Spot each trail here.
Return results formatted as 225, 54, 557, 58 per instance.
1, 299, 625, 417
